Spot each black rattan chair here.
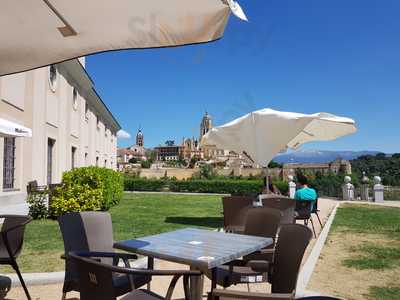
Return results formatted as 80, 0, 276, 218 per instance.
58, 212, 151, 299
212, 224, 313, 300
222, 196, 254, 233
0, 215, 32, 300
260, 195, 296, 224
207, 208, 283, 290
68, 251, 201, 300
295, 201, 317, 238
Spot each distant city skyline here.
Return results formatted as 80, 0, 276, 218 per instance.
86, 0, 400, 153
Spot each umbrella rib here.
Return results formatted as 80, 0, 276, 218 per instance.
42, 0, 77, 37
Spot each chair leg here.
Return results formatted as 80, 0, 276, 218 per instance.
310, 218, 317, 238
61, 292, 67, 300
247, 283, 251, 292
315, 212, 323, 227
12, 261, 31, 300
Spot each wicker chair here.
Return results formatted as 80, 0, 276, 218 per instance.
68, 251, 201, 300
222, 196, 255, 233
58, 212, 152, 300
0, 215, 32, 300
211, 224, 312, 299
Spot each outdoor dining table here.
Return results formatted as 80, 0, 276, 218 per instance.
114, 227, 273, 300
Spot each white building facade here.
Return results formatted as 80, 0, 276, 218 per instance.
0, 58, 120, 204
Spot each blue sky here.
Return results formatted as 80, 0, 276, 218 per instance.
87, 0, 400, 153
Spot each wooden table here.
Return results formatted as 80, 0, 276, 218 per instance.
114, 228, 273, 300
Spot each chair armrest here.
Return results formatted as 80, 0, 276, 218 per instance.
0, 216, 32, 234
68, 251, 138, 260
69, 251, 201, 277
247, 260, 270, 273
212, 289, 295, 300
259, 248, 275, 255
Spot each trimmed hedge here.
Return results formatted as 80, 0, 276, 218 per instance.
124, 178, 166, 192
50, 167, 123, 216
168, 179, 264, 195
124, 176, 264, 195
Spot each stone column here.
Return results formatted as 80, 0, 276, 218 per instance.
288, 175, 296, 199
360, 172, 370, 201
373, 176, 384, 203
342, 176, 354, 201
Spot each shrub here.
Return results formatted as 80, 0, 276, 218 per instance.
169, 179, 263, 195
272, 179, 289, 195
50, 167, 123, 216
96, 167, 124, 210
124, 177, 166, 192
26, 191, 49, 219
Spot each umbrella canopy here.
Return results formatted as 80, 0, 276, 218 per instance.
0, 0, 246, 76
0, 118, 32, 137
201, 108, 357, 167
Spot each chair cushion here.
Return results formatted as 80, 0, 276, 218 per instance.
214, 264, 267, 288
121, 289, 164, 300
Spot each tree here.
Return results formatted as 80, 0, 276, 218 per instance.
128, 157, 138, 164
268, 160, 282, 168
140, 160, 152, 169
189, 156, 199, 168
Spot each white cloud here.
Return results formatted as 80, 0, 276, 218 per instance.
117, 129, 131, 139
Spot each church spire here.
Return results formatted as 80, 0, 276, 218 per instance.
136, 126, 144, 147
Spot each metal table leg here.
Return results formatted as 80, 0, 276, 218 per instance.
189, 266, 204, 300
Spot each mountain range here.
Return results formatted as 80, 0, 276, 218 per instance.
273, 150, 381, 164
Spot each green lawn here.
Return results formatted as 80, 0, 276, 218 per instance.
1, 193, 222, 273
333, 204, 400, 299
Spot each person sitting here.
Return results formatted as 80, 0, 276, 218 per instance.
294, 174, 317, 208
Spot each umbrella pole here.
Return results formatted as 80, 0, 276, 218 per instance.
263, 167, 270, 192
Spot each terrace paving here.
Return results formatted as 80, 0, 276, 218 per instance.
4, 198, 338, 300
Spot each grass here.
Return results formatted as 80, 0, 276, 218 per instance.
343, 243, 400, 270
369, 286, 400, 300
332, 204, 400, 299
0, 193, 222, 273
332, 204, 400, 240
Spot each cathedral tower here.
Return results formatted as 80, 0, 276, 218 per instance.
200, 112, 212, 141
136, 128, 144, 147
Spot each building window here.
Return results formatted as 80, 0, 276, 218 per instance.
84, 153, 88, 165
47, 138, 55, 184
71, 146, 77, 169
72, 87, 78, 111
48, 65, 58, 92
104, 159, 107, 167
3, 137, 16, 190
85, 102, 89, 121
96, 156, 99, 167
96, 115, 100, 129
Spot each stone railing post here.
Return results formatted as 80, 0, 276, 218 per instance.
360, 172, 370, 201
288, 175, 296, 199
373, 176, 384, 203
342, 176, 354, 201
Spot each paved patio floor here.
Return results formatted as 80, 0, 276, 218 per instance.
5, 198, 337, 300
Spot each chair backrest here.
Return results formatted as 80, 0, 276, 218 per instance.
222, 196, 254, 230
68, 253, 116, 300
58, 212, 114, 255
0, 215, 31, 259
271, 224, 312, 294
244, 207, 282, 238
26, 180, 38, 194
58, 212, 115, 289
260, 195, 296, 224
295, 201, 313, 219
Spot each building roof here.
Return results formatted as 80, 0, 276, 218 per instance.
58, 59, 121, 132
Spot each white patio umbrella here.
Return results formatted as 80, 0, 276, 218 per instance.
201, 108, 357, 185
0, 118, 32, 137
0, 0, 247, 76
